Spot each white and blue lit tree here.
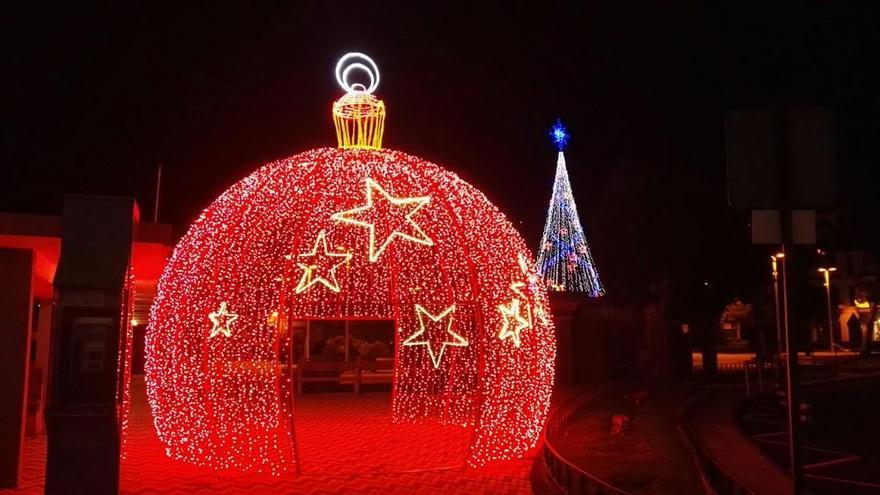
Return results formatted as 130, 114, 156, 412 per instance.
536, 120, 604, 296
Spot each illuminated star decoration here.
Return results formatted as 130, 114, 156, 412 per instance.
515, 252, 546, 327
331, 178, 433, 262
208, 301, 239, 338
294, 230, 352, 294
499, 257, 534, 347
549, 119, 570, 151
497, 298, 530, 347
517, 252, 531, 274
403, 304, 467, 368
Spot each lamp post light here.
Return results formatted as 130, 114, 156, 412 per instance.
818, 267, 837, 354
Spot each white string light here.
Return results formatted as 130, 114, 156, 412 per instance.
335, 52, 380, 94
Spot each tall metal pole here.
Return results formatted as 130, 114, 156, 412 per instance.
780, 244, 803, 494
153, 164, 162, 223
775, 106, 803, 495
781, 252, 789, 354
822, 270, 836, 354
772, 255, 782, 353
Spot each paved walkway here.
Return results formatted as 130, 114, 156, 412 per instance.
2, 377, 536, 494
686, 367, 880, 495
686, 389, 791, 495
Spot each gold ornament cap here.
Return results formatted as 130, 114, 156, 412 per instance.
333, 53, 385, 150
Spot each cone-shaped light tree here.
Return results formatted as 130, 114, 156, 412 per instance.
536, 120, 604, 296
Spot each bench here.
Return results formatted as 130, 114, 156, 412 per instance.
297, 357, 394, 394
341, 357, 394, 394
296, 360, 356, 394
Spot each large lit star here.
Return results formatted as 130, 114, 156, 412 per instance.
208, 301, 239, 338
403, 304, 467, 368
294, 230, 352, 294
497, 298, 530, 347
331, 178, 433, 262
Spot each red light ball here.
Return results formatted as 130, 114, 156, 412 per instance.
146, 147, 555, 473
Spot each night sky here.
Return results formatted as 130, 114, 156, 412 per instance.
4, 2, 879, 302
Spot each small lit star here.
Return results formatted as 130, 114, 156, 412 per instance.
498, 298, 530, 347
549, 119, 570, 151
294, 230, 352, 294
208, 302, 239, 338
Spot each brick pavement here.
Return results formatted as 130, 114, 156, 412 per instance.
1, 377, 534, 494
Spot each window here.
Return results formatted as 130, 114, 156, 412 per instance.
307, 320, 346, 361
349, 320, 394, 360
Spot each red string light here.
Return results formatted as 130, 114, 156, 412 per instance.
146, 147, 556, 473
118, 271, 135, 459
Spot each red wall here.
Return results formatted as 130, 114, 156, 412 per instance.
0, 248, 33, 488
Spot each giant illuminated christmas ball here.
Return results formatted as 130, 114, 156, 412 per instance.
146, 53, 556, 474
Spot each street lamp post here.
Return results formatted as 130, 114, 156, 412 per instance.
818, 267, 837, 354
771, 253, 785, 354
775, 244, 801, 494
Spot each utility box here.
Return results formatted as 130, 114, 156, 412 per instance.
45, 196, 136, 495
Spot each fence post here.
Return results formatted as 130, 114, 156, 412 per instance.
757, 359, 763, 394
744, 364, 751, 397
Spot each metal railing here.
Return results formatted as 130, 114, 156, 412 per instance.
693, 361, 776, 375
679, 394, 757, 495
541, 388, 633, 495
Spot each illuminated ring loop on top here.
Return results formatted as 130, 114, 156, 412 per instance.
335, 52, 380, 94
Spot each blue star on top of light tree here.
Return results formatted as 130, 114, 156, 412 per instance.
549, 119, 570, 151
